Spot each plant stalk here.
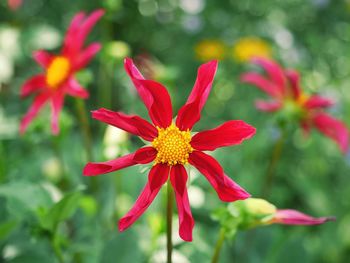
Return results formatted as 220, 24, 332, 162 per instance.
166, 182, 173, 263
211, 228, 226, 263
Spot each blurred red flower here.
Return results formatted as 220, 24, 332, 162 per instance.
270, 209, 335, 225
84, 59, 256, 241
20, 9, 104, 134
8, 0, 22, 10
241, 57, 349, 153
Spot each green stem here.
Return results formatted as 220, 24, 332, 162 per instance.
211, 228, 226, 263
50, 234, 64, 263
166, 182, 173, 263
74, 99, 93, 162
261, 130, 286, 198
75, 99, 98, 193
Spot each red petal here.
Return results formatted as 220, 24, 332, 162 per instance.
124, 58, 173, 128
118, 164, 169, 231
65, 78, 89, 99
170, 165, 194, 242
92, 108, 157, 141
176, 60, 218, 131
83, 147, 157, 176
50, 92, 65, 135
20, 92, 50, 134
251, 57, 286, 96
240, 72, 280, 98
255, 100, 283, 112
189, 151, 250, 202
20, 75, 47, 97
73, 43, 101, 70
312, 112, 349, 153
32, 50, 54, 68
285, 70, 301, 99
191, 120, 256, 151
63, 9, 104, 57
304, 95, 334, 109
272, 209, 335, 225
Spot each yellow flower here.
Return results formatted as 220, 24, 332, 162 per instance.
194, 39, 226, 61
233, 37, 271, 62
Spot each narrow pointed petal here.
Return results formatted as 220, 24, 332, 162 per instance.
312, 112, 349, 153
20, 93, 50, 134
65, 78, 89, 99
33, 50, 54, 68
191, 120, 256, 151
271, 209, 335, 225
189, 151, 250, 202
240, 72, 280, 98
285, 70, 301, 99
73, 43, 101, 70
124, 58, 173, 128
20, 75, 46, 97
62, 12, 86, 54
170, 165, 194, 242
251, 57, 286, 95
50, 93, 65, 135
304, 95, 334, 109
176, 60, 218, 131
255, 100, 283, 112
118, 164, 170, 231
83, 147, 157, 176
92, 108, 157, 141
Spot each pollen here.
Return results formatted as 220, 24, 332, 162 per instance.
152, 123, 193, 166
296, 93, 309, 106
46, 56, 71, 89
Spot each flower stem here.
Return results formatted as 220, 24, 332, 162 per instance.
211, 228, 226, 263
50, 234, 64, 263
75, 99, 98, 192
261, 129, 286, 197
166, 181, 173, 263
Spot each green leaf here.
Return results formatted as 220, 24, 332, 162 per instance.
0, 220, 17, 240
40, 191, 82, 232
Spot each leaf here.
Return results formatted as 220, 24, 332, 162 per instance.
40, 191, 82, 232
0, 220, 17, 240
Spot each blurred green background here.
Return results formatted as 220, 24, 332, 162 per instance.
1, 0, 350, 262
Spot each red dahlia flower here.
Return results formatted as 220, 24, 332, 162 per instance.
20, 9, 104, 134
8, 0, 22, 10
241, 57, 349, 153
83, 58, 256, 241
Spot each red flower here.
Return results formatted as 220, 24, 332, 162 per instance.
20, 9, 104, 135
83, 59, 256, 241
8, 0, 22, 10
270, 209, 335, 225
241, 57, 349, 153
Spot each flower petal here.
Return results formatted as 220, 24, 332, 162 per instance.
251, 57, 286, 96
92, 108, 157, 141
20, 75, 47, 97
20, 92, 50, 134
271, 209, 335, 225
83, 146, 157, 176
176, 60, 218, 131
124, 58, 173, 128
63, 9, 104, 57
285, 70, 301, 99
191, 120, 256, 151
73, 42, 101, 70
304, 95, 334, 109
240, 72, 280, 98
50, 92, 65, 135
33, 50, 54, 68
65, 78, 89, 99
118, 164, 169, 231
170, 165, 194, 242
255, 100, 283, 112
189, 151, 250, 202
312, 112, 349, 153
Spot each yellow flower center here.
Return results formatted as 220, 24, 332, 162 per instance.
295, 93, 309, 106
152, 123, 193, 166
46, 56, 71, 89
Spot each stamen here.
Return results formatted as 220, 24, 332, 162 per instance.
152, 123, 193, 166
46, 56, 71, 89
